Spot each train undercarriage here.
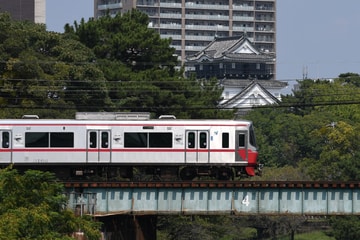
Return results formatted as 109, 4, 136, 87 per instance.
9, 164, 253, 181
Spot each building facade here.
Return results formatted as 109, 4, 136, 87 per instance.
0, 0, 45, 24
186, 34, 286, 114
186, 35, 275, 80
94, 0, 276, 76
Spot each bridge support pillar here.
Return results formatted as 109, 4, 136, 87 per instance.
99, 215, 157, 240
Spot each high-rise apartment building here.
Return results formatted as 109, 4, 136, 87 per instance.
0, 0, 45, 24
95, 0, 275, 71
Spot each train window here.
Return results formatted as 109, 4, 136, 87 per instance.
238, 134, 245, 147
199, 132, 207, 148
90, 132, 97, 148
188, 132, 195, 148
149, 133, 172, 148
101, 132, 109, 148
222, 132, 229, 148
25, 132, 49, 147
50, 133, 74, 147
2, 132, 9, 148
124, 133, 147, 148
249, 125, 257, 147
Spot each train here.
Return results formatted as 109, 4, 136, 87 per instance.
0, 112, 260, 180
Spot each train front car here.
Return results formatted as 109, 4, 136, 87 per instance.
178, 119, 259, 180
236, 122, 259, 177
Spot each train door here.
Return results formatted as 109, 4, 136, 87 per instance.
87, 130, 111, 163
185, 130, 209, 163
235, 130, 248, 161
0, 130, 11, 163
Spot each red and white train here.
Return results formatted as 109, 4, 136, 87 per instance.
0, 113, 259, 180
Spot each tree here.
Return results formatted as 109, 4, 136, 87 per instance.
331, 216, 360, 240
0, 167, 101, 240
66, 11, 233, 119
300, 121, 360, 180
67, 11, 177, 71
245, 74, 360, 181
0, 13, 112, 118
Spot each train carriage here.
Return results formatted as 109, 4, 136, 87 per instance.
0, 114, 259, 180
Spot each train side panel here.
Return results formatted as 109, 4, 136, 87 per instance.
10, 125, 87, 164
110, 125, 186, 164
0, 119, 259, 178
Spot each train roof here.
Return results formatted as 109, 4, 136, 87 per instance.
0, 112, 253, 126
0, 118, 253, 127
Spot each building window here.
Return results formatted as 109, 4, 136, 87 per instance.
219, 63, 223, 69
232, 63, 236, 69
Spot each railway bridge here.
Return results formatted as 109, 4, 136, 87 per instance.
65, 181, 360, 216
64, 181, 360, 239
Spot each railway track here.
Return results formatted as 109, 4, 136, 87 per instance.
63, 181, 360, 189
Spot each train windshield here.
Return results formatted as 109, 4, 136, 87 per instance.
249, 124, 257, 148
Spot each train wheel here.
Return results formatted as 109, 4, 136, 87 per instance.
217, 167, 233, 180
180, 167, 197, 180
119, 167, 133, 179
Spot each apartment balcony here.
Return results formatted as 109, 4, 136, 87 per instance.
97, 2, 122, 10
185, 3, 229, 10
255, 26, 274, 32
185, 45, 208, 52
232, 5, 254, 11
185, 14, 229, 21
160, 2, 181, 8
255, 35, 274, 43
255, 16, 275, 22
232, 26, 254, 32
232, 16, 254, 21
186, 24, 229, 31
159, 13, 182, 19
159, 34, 182, 40
170, 45, 182, 51
255, 6, 275, 12
159, 23, 182, 29
185, 35, 215, 41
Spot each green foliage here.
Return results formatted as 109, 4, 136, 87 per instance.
246, 75, 360, 181
0, 13, 112, 118
157, 216, 258, 240
68, 10, 176, 71
0, 167, 101, 240
66, 10, 232, 118
249, 166, 311, 181
330, 216, 360, 240
0, 11, 231, 119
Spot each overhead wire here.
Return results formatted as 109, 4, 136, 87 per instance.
1, 70, 360, 110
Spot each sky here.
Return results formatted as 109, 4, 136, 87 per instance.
46, 0, 360, 89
